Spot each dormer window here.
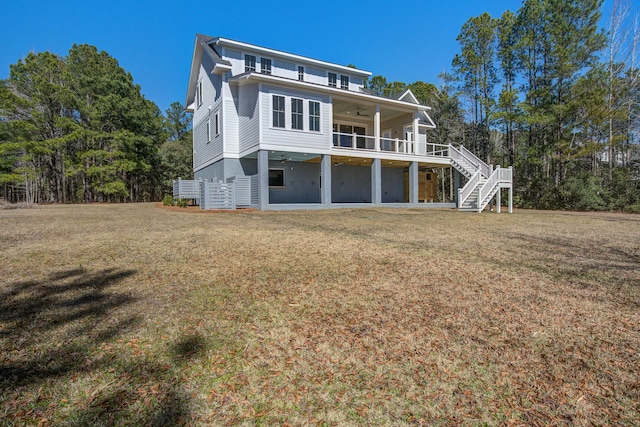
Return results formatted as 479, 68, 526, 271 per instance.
245, 54, 256, 72
261, 58, 272, 75
328, 73, 337, 87
340, 75, 349, 90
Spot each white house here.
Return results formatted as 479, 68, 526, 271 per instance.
185, 34, 512, 212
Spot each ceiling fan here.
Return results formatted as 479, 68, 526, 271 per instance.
347, 107, 370, 117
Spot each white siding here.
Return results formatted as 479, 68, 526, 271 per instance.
260, 84, 331, 152
192, 54, 222, 126
238, 83, 260, 153
224, 83, 239, 154
193, 102, 223, 171
305, 66, 326, 85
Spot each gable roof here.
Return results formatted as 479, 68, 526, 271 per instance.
185, 34, 233, 109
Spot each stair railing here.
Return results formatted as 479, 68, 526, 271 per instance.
458, 170, 481, 207
458, 145, 492, 178
477, 166, 502, 212
449, 144, 480, 174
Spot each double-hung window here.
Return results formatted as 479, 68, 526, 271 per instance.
291, 98, 304, 130
328, 72, 337, 87
309, 101, 320, 132
340, 75, 349, 89
196, 80, 203, 108
298, 66, 304, 81
245, 54, 256, 72
272, 95, 285, 128
261, 58, 272, 74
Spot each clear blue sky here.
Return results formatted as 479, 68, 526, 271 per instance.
0, 0, 617, 113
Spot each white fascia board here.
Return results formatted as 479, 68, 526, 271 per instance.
186, 37, 203, 107
230, 73, 431, 112
214, 38, 372, 77
421, 111, 437, 128
212, 63, 232, 74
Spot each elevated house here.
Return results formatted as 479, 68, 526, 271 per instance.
184, 34, 513, 212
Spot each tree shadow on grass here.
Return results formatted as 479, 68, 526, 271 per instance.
0, 267, 139, 386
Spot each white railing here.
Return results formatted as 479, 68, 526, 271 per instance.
449, 144, 480, 174
499, 166, 513, 183
478, 167, 501, 212
458, 170, 481, 207
459, 145, 492, 178
333, 132, 449, 157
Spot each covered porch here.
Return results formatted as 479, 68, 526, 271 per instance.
252, 150, 455, 210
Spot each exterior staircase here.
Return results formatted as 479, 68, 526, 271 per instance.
449, 145, 513, 213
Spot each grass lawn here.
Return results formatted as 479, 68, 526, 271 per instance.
1, 203, 639, 426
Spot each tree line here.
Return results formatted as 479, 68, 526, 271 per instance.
1, 0, 639, 210
369, 0, 640, 211
0, 44, 193, 203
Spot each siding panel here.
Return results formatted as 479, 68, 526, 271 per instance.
239, 83, 260, 153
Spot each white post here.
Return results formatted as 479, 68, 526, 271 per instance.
374, 105, 380, 151
413, 115, 419, 155
496, 188, 501, 214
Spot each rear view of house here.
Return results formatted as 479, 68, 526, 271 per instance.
185, 34, 512, 212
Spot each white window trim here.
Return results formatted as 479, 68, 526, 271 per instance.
298, 65, 304, 81
245, 54, 256, 72
291, 98, 304, 131
328, 72, 337, 88
340, 75, 349, 90
309, 100, 321, 132
206, 118, 211, 143
272, 94, 286, 129
196, 80, 203, 109
261, 57, 272, 75
215, 112, 220, 136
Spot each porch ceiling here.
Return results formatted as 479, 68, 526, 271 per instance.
332, 99, 409, 122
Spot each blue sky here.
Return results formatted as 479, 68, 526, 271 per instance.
0, 0, 618, 113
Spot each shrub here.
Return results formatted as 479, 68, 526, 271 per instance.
162, 195, 174, 206
176, 198, 188, 208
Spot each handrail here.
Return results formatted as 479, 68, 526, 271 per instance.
498, 166, 513, 183
458, 170, 481, 207
332, 132, 449, 157
459, 145, 492, 178
449, 144, 480, 172
478, 166, 501, 212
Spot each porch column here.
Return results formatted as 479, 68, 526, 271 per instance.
374, 105, 380, 151
496, 188, 501, 214
258, 150, 269, 210
371, 158, 381, 205
409, 161, 419, 204
412, 114, 419, 153
321, 154, 332, 206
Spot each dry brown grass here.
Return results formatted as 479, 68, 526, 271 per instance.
1, 204, 639, 426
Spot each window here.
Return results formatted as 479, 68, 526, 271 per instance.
269, 169, 285, 187
196, 80, 203, 108
328, 72, 337, 87
340, 75, 349, 89
214, 112, 220, 136
291, 98, 303, 130
272, 95, 285, 128
245, 54, 256, 72
309, 101, 320, 132
206, 119, 211, 142
261, 58, 272, 74
298, 66, 304, 81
